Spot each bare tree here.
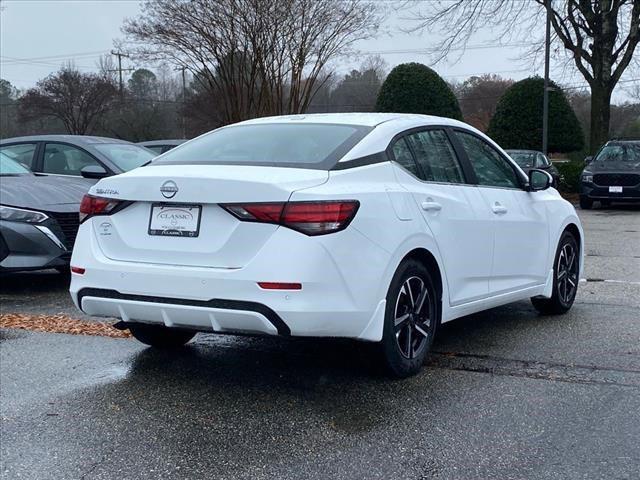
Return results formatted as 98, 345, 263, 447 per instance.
455, 74, 514, 131
407, 0, 640, 152
122, 0, 380, 124
18, 65, 117, 135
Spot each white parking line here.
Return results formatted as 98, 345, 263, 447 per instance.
580, 278, 640, 286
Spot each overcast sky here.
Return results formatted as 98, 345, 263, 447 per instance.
0, 0, 636, 102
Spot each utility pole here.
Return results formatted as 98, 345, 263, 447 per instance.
176, 66, 187, 138
111, 50, 130, 100
542, 1, 551, 156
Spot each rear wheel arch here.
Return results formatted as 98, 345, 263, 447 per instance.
564, 223, 581, 252
401, 248, 443, 322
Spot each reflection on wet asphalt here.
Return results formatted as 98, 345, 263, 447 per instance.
1, 206, 639, 479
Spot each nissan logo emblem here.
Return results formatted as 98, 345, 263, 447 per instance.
160, 180, 178, 199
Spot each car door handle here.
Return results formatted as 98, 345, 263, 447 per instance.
421, 200, 442, 212
492, 202, 508, 215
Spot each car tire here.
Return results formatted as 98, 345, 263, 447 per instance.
579, 196, 593, 209
128, 323, 195, 348
531, 231, 580, 315
379, 259, 438, 378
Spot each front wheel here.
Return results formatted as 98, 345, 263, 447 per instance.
531, 231, 580, 315
579, 196, 593, 209
128, 323, 196, 348
379, 259, 438, 378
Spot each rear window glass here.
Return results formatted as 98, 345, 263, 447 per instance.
94, 144, 155, 172
152, 123, 372, 170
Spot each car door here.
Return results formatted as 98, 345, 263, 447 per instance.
390, 128, 493, 306
41, 143, 104, 177
453, 130, 549, 295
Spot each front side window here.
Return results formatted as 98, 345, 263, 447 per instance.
405, 130, 464, 183
456, 131, 520, 189
0, 143, 37, 170
391, 137, 420, 177
152, 123, 372, 170
93, 144, 155, 172
43, 143, 101, 176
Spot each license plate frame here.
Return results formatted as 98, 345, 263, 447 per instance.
609, 186, 623, 193
148, 203, 202, 238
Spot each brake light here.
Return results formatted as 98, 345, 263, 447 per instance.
222, 200, 359, 236
79, 195, 122, 223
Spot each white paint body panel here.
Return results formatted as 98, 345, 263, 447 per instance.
70, 113, 584, 342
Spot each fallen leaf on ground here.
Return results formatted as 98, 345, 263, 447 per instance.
0, 313, 131, 338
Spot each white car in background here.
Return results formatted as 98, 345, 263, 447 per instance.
70, 113, 583, 377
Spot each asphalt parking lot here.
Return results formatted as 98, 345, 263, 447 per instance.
1, 205, 639, 480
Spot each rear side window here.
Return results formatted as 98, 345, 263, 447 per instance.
152, 123, 372, 170
391, 137, 420, 177
405, 130, 464, 183
0, 143, 37, 169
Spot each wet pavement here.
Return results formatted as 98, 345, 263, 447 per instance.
1, 205, 639, 479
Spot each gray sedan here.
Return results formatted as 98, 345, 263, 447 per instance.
505, 149, 561, 186
0, 153, 92, 272
0, 135, 155, 179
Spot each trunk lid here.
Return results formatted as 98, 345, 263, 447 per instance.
88, 165, 328, 268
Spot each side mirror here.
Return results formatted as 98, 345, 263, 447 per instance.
528, 168, 553, 191
81, 165, 108, 179
584, 155, 593, 165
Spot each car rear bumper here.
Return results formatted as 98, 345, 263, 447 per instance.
69, 220, 389, 341
0, 221, 70, 272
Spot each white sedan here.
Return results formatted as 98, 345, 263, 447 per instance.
69, 113, 583, 377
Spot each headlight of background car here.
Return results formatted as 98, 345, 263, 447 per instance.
0, 205, 49, 223
582, 174, 593, 183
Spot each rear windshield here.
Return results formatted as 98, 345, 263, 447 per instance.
151, 123, 372, 170
94, 144, 156, 172
0, 152, 31, 175
508, 152, 536, 168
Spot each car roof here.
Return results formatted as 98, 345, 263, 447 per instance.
505, 149, 542, 154
0, 135, 132, 146
605, 139, 640, 146
137, 139, 187, 147
236, 112, 469, 128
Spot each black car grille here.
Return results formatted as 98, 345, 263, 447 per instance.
50, 212, 80, 250
593, 173, 640, 187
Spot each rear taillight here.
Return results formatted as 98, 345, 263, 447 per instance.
79, 195, 123, 223
222, 200, 359, 236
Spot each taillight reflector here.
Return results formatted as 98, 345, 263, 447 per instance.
258, 282, 302, 290
71, 266, 85, 275
222, 200, 359, 236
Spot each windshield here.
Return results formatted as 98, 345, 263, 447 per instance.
93, 144, 156, 172
152, 123, 372, 170
593, 144, 640, 164
508, 152, 537, 168
0, 152, 32, 175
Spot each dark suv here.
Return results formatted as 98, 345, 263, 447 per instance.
580, 139, 640, 209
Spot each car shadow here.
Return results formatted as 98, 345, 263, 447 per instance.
0, 269, 70, 294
